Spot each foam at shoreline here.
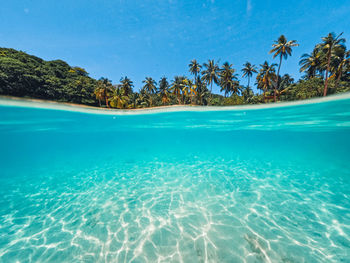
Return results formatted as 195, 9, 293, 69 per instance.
1, 93, 350, 115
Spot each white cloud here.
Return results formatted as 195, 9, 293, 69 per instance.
246, 0, 252, 16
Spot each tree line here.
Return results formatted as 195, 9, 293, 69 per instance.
1, 32, 349, 108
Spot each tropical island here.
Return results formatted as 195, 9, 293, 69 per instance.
1, 33, 349, 109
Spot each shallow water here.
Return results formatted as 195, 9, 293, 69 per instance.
1, 96, 350, 262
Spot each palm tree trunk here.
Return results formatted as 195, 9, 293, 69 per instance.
275, 55, 283, 102
194, 73, 197, 105
335, 70, 342, 92
248, 76, 250, 89
103, 90, 109, 108
98, 98, 101, 107
324, 50, 331, 96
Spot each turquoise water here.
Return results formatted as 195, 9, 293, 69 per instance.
1, 96, 350, 262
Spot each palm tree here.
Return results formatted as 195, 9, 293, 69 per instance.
241, 62, 258, 89
187, 79, 197, 104
194, 76, 209, 105
256, 61, 277, 103
94, 86, 104, 107
95, 77, 114, 107
269, 35, 299, 101
189, 59, 202, 80
189, 60, 202, 104
220, 62, 239, 97
277, 74, 295, 100
181, 79, 190, 104
317, 32, 346, 96
299, 47, 323, 79
143, 77, 157, 94
158, 77, 170, 105
182, 78, 197, 104
139, 87, 152, 107
120, 76, 133, 96
331, 47, 349, 90
142, 77, 157, 106
110, 87, 128, 109
170, 76, 185, 104
129, 93, 140, 109
201, 59, 220, 99
279, 74, 294, 89
241, 86, 255, 104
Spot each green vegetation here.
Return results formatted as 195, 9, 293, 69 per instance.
0, 48, 97, 105
1, 32, 349, 109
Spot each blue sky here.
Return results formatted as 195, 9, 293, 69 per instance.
1, 0, 350, 94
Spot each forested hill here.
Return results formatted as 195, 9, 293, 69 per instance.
0, 48, 98, 105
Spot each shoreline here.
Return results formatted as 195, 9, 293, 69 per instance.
0, 95, 197, 111
1, 93, 350, 115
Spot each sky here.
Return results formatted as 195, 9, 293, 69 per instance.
1, 0, 350, 94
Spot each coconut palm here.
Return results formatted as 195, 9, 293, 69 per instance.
129, 93, 140, 109
299, 47, 323, 79
330, 47, 349, 90
120, 76, 133, 96
142, 77, 157, 94
241, 62, 258, 89
142, 77, 157, 106
319, 43, 349, 93
277, 74, 295, 100
220, 62, 239, 97
201, 59, 220, 98
183, 78, 196, 104
336, 50, 350, 84
279, 74, 294, 90
94, 86, 104, 107
94, 77, 114, 107
195, 76, 209, 105
256, 61, 277, 103
269, 35, 299, 101
187, 79, 197, 104
158, 77, 170, 105
241, 86, 255, 104
317, 32, 346, 96
181, 78, 190, 103
139, 87, 152, 107
110, 86, 128, 109
189, 59, 202, 80
170, 76, 186, 104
